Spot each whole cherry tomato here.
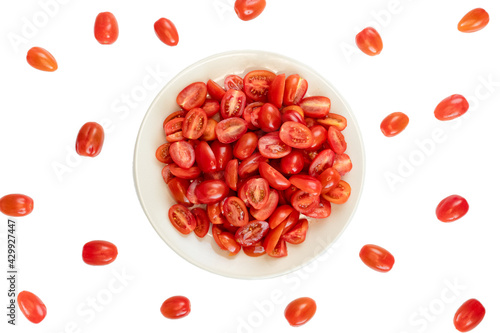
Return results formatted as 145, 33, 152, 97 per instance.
380, 112, 409, 137
75, 122, 105, 157
435, 194, 469, 222
434, 94, 469, 121
94, 12, 119, 45
453, 299, 485, 332
82, 240, 118, 265
154, 18, 179, 46
359, 244, 395, 272
234, 0, 266, 21
26, 47, 58, 72
458, 8, 489, 33
18, 291, 47, 324
160, 296, 191, 319
0, 194, 34, 217
355, 27, 383, 56
284, 297, 317, 327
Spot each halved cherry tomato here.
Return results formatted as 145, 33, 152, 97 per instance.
355, 27, 383, 56
243, 240, 266, 257
216, 117, 248, 143
243, 70, 276, 102
258, 103, 282, 132
186, 177, 203, 204
238, 152, 268, 178
191, 208, 210, 238
327, 126, 347, 154
234, 0, 266, 21
155, 143, 171, 163
219, 232, 241, 255
167, 178, 192, 206
76, 122, 105, 157
17, 291, 47, 324
281, 150, 305, 175
225, 159, 239, 191
282, 219, 308, 244
269, 205, 294, 229
195, 180, 229, 204
268, 238, 287, 257
303, 197, 331, 219
222, 196, 249, 227
322, 180, 351, 204
454, 299, 485, 332
224, 75, 244, 91
169, 164, 201, 179
263, 220, 286, 254
168, 204, 196, 234
380, 112, 409, 137
234, 132, 258, 160
268, 73, 285, 108
279, 121, 313, 149
211, 140, 233, 171
284, 297, 316, 327
243, 178, 270, 210
318, 167, 341, 194
282, 108, 306, 125
436, 195, 469, 222
207, 79, 226, 101
220, 89, 246, 119
250, 189, 279, 220
26, 47, 58, 72
317, 113, 347, 131
306, 125, 327, 151
160, 296, 190, 319
163, 110, 185, 127
207, 202, 227, 225
164, 117, 184, 142
359, 244, 395, 272
235, 220, 269, 246
259, 162, 291, 190
333, 153, 352, 176
212, 224, 226, 249
282, 210, 300, 233
458, 8, 489, 33
201, 99, 220, 118
82, 240, 118, 265
299, 96, 331, 118
154, 18, 179, 46
94, 12, 119, 45
243, 102, 264, 130
258, 132, 292, 159
200, 118, 218, 141
434, 94, 469, 121
194, 141, 217, 173
176, 82, 207, 111
309, 148, 334, 177
284, 74, 308, 106
0, 194, 34, 217
291, 191, 320, 214
182, 108, 207, 140
169, 141, 195, 168
289, 175, 322, 195
161, 164, 174, 184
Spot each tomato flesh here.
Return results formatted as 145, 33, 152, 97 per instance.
322, 180, 351, 204
243, 70, 276, 102
223, 196, 249, 227
221, 89, 246, 118
258, 132, 292, 159
167, 177, 192, 206
284, 74, 308, 106
436, 194, 469, 222
289, 175, 322, 196
235, 220, 269, 246
216, 117, 248, 144
359, 244, 395, 272
82, 240, 118, 265
299, 96, 331, 118
182, 108, 208, 140
168, 204, 196, 234
250, 189, 279, 220
169, 141, 195, 168
17, 291, 47, 324
243, 178, 270, 210
176, 82, 207, 111
279, 121, 313, 149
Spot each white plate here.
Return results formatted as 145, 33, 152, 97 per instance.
133, 50, 365, 279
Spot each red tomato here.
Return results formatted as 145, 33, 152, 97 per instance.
207, 79, 226, 101
289, 175, 322, 195
234, 132, 258, 160
207, 202, 227, 225
250, 189, 279, 220
243, 241, 266, 257
316, 113, 347, 131
169, 141, 195, 169
306, 125, 327, 151
434, 94, 469, 121
243, 102, 264, 130
327, 126, 347, 154
282, 108, 306, 125
284, 74, 308, 106
291, 191, 320, 214
200, 118, 218, 141
284, 297, 317, 327
268, 238, 287, 257
234, 0, 266, 21
212, 224, 226, 249
268, 73, 285, 108
75, 122, 105, 157
322, 180, 351, 204
191, 208, 210, 238
282, 219, 308, 244
258, 132, 292, 159
263, 220, 286, 254
282, 210, 300, 233
243, 178, 270, 210
458, 8, 489, 33
222, 196, 249, 227
359, 244, 395, 272
238, 152, 268, 178
259, 162, 291, 190
299, 96, 331, 118
258, 103, 282, 132
26, 47, 58, 72
163, 110, 185, 127
186, 177, 203, 205
435, 195, 469, 222
154, 18, 179, 46
318, 167, 341, 194
194, 141, 217, 173
309, 148, 334, 177
279, 121, 313, 149
155, 143, 171, 163
94, 12, 119, 45
281, 150, 305, 175
332, 153, 352, 176
221, 89, 246, 119
219, 232, 241, 255
235, 220, 269, 246
176, 82, 207, 111
201, 99, 220, 118
303, 197, 331, 219
211, 140, 233, 171
161, 165, 174, 184
82, 240, 118, 266
195, 180, 229, 204
169, 164, 201, 179
224, 75, 244, 91
380, 112, 409, 137
0, 194, 34, 217
454, 299, 485, 332
17, 291, 47, 324
168, 204, 196, 234
355, 27, 383, 56
243, 70, 276, 102
164, 117, 184, 142
182, 108, 207, 140
216, 117, 248, 144
167, 177, 192, 206
160, 296, 190, 319
225, 159, 239, 191
269, 205, 294, 229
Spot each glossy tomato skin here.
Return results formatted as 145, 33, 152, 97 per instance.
453, 299, 485, 332
289, 175, 322, 196
258, 132, 292, 159
211, 140, 233, 171
176, 82, 207, 111
234, 132, 258, 160
160, 296, 191, 319
309, 148, 334, 177
94, 12, 119, 44
167, 177, 192, 206
195, 180, 229, 204
243, 241, 266, 257
243, 70, 276, 102
380, 112, 409, 137
269, 205, 294, 229
17, 291, 47, 324
306, 125, 328, 151
281, 150, 305, 175
435, 195, 469, 222
222, 196, 249, 227
359, 244, 395, 272
195, 141, 217, 173
219, 232, 241, 255
221, 89, 246, 119
82, 240, 118, 265
299, 96, 331, 118
26, 47, 58, 72
259, 162, 291, 190
318, 167, 341, 194
0, 194, 34, 217
458, 8, 489, 33
250, 189, 279, 220
201, 118, 218, 141
284, 297, 316, 327
154, 18, 179, 46
76, 122, 105, 157
235, 220, 269, 246
434, 94, 469, 121
186, 178, 203, 205
169, 141, 195, 169
303, 197, 331, 219
168, 204, 196, 234
207, 79, 226, 101
327, 126, 347, 154
234, 0, 266, 21
284, 74, 308, 106
238, 153, 268, 178
225, 159, 239, 191
268, 73, 285, 108
355, 27, 383, 56
169, 164, 201, 179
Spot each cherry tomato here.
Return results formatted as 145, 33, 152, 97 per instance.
176, 82, 207, 111
154, 18, 179, 46
169, 141, 195, 169
17, 291, 47, 324
186, 177, 203, 205
207, 202, 227, 225
222, 196, 249, 227
380, 112, 409, 137
82, 240, 118, 266
303, 197, 331, 219
94, 12, 119, 45
234, 220, 269, 246
434, 94, 469, 121
316, 113, 347, 131
259, 162, 291, 190
243, 102, 264, 130
160, 296, 190, 319
169, 164, 201, 179
207, 79, 226, 101
282, 218, 308, 244
216, 117, 248, 144
250, 189, 279, 220
309, 148, 334, 177
220, 89, 246, 119
436, 194, 469, 222
225, 159, 239, 191
168, 204, 196, 234
224, 74, 244, 91
268, 73, 285, 108
318, 167, 341, 194
191, 208, 210, 238
322, 180, 351, 204
200, 118, 218, 141
243, 178, 269, 210
268, 238, 287, 257
234, 132, 258, 160
284, 297, 316, 327
359, 244, 395, 272
284, 74, 308, 106
458, 8, 489, 33
269, 205, 294, 229
279, 121, 313, 149
234, 0, 266, 21
243, 240, 266, 257
211, 140, 233, 171
327, 126, 347, 154
26, 47, 58, 72
167, 177, 192, 206
258, 132, 292, 159
299, 96, 331, 118
0, 194, 34, 217
163, 110, 185, 127
263, 220, 286, 254
201, 99, 220, 118
243, 70, 276, 102
194, 141, 217, 173
164, 117, 184, 142
258, 103, 282, 132
289, 175, 322, 195
282, 108, 306, 125
212, 224, 226, 249
280, 150, 305, 175
219, 232, 241, 255
161, 164, 174, 184
454, 299, 485, 332
306, 125, 327, 151
355, 27, 383, 56
333, 153, 352, 176
155, 143, 171, 163
195, 180, 229, 204
238, 152, 268, 178
291, 190, 320, 214
75, 122, 105, 157
182, 108, 208, 140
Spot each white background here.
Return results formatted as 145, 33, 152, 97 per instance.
1, 0, 499, 332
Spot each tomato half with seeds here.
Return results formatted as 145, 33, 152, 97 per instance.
359, 244, 395, 272
289, 175, 322, 195
322, 180, 351, 204
160, 296, 191, 319
161, 164, 174, 184
182, 108, 207, 139
356, 27, 383, 56
219, 232, 241, 255
243, 102, 264, 130
234, 0, 266, 21
216, 117, 248, 143
250, 189, 279, 220
259, 162, 291, 190
291, 191, 320, 214
380, 112, 409, 137
303, 197, 331, 219
458, 8, 489, 33
163, 110, 185, 127
318, 167, 341, 194
235, 220, 269, 246
299, 96, 331, 118
222, 196, 249, 227
263, 221, 286, 254
94, 12, 119, 45
435, 195, 469, 222
168, 204, 196, 234
207, 202, 227, 225
224, 74, 244, 91
279, 121, 313, 149
186, 177, 203, 204
268, 238, 287, 257
195, 180, 229, 204
76, 122, 105, 157
454, 299, 485, 332
309, 148, 334, 177
207, 79, 226, 101
220, 89, 246, 119
26, 47, 58, 72
434, 94, 469, 121
234, 132, 258, 160
243, 241, 266, 257
154, 18, 179, 46
82, 240, 118, 265
164, 117, 184, 142
317, 113, 347, 131
327, 126, 347, 154
243, 70, 276, 102
169, 141, 195, 169
333, 153, 352, 176
284, 297, 317, 327
238, 153, 268, 178
243, 178, 270, 210
17, 291, 47, 324
282, 219, 308, 244
191, 208, 210, 238
0, 194, 34, 217
284, 74, 308, 106
258, 132, 292, 159
155, 143, 171, 163
176, 82, 207, 111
